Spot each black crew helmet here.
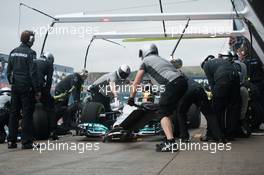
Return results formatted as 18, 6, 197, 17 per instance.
201, 55, 215, 69
41, 52, 55, 63
139, 43, 158, 59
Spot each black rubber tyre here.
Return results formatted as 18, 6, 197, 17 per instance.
33, 103, 50, 140
80, 102, 105, 123
248, 102, 263, 129
187, 104, 201, 129
102, 135, 111, 143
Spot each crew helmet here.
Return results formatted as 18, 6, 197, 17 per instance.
139, 43, 158, 59
171, 58, 183, 69
41, 52, 55, 63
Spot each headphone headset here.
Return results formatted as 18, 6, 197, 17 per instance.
28, 31, 35, 44
21, 30, 35, 46
29, 34, 35, 43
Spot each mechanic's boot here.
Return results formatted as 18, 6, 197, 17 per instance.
240, 120, 251, 137
7, 142, 17, 149
179, 133, 190, 143
200, 135, 215, 142
22, 143, 40, 149
50, 131, 59, 140
179, 137, 190, 143
217, 137, 228, 144
225, 135, 235, 142
156, 139, 178, 152
0, 133, 6, 144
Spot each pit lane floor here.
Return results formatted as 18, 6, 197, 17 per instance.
0, 126, 264, 175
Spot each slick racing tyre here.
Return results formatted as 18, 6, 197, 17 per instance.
80, 102, 105, 123
187, 104, 201, 129
33, 103, 50, 140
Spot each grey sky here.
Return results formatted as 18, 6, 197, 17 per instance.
0, 0, 233, 72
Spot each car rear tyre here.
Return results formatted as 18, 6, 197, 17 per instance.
33, 103, 50, 140
80, 102, 105, 123
187, 104, 201, 129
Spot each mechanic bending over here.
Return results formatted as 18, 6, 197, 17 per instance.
128, 43, 188, 152
34, 52, 58, 140
7, 30, 41, 149
55, 70, 88, 130
171, 59, 225, 143
201, 54, 241, 141
90, 65, 131, 112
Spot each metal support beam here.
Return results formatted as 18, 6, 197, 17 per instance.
54, 8, 248, 23
93, 29, 247, 39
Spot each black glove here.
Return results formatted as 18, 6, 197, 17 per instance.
127, 97, 135, 106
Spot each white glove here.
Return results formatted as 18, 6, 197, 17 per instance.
114, 97, 120, 108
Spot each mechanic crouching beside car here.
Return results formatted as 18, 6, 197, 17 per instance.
89, 65, 131, 112
201, 55, 241, 141
7, 30, 41, 149
54, 70, 88, 131
128, 43, 188, 152
171, 59, 225, 143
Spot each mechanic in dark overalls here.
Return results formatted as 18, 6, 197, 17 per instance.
230, 53, 252, 136
54, 70, 88, 130
171, 59, 224, 142
238, 43, 264, 105
34, 52, 58, 139
7, 30, 41, 149
201, 55, 241, 140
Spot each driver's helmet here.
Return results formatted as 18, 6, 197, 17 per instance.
117, 65, 131, 80
0, 87, 11, 96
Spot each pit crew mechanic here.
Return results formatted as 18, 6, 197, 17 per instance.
227, 52, 251, 136
201, 54, 241, 140
171, 59, 224, 143
90, 65, 131, 112
238, 41, 264, 109
128, 43, 188, 152
54, 70, 88, 129
34, 52, 58, 139
7, 30, 41, 149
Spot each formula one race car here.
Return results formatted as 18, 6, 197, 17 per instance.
102, 102, 160, 142
78, 100, 123, 137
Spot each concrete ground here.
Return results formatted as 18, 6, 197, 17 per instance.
0, 125, 264, 175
